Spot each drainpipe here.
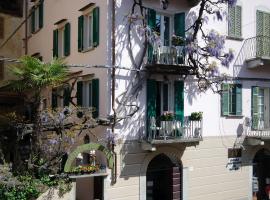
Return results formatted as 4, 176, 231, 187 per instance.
111, 0, 117, 184
24, 0, 28, 55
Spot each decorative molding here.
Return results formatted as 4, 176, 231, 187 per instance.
64, 143, 114, 172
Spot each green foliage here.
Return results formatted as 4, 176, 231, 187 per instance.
189, 112, 203, 121
9, 56, 68, 93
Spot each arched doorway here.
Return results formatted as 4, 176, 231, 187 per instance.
146, 154, 182, 200
253, 148, 270, 200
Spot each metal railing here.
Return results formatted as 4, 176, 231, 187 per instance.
147, 45, 186, 66
147, 116, 202, 142
243, 117, 270, 138
234, 36, 270, 75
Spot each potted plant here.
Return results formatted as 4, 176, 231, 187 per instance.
189, 112, 203, 121
160, 112, 174, 121
171, 35, 185, 46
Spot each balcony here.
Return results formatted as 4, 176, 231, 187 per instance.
145, 45, 195, 75
145, 117, 202, 145
242, 117, 270, 146
234, 36, 270, 70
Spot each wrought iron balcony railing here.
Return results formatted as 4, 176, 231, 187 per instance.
234, 36, 270, 74
147, 45, 186, 66
243, 117, 270, 139
147, 116, 202, 144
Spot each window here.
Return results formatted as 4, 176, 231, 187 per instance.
228, 5, 241, 38
30, 0, 44, 33
147, 79, 184, 122
221, 84, 242, 116
77, 79, 99, 118
78, 7, 100, 52
147, 9, 185, 47
53, 23, 71, 57
0, 0, 23, 17
252, 87, 270, 130
51, 86, 71, 109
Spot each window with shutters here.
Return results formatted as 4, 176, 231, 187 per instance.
251, 87, 270, 130
77, 79, 99, 118
228, 5, 242, 38
147, 9, 185, 65
30, 0, 44, 34
221, 84, 242, 116
78, 7, 100, 52
53, 22, 71, 58
147, 80, 184, 121
51, 85, 71, 109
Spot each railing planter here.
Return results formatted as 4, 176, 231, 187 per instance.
147, 116, 202, 143
68, 164, 106, 175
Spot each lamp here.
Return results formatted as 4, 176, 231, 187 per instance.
160, 0, 169, 10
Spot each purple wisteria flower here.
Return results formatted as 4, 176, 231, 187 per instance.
206, 30, 225, 58
221, 49, 234, 67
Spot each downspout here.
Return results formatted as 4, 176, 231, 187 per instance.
111, 0, 117, 184
24, 0, 28, 55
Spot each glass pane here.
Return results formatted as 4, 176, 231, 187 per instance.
154, 14, 161, 36
164, 16, 170, 46
163, 84, 168, 111
89, 15, 92, 47
258, 89, 264, 121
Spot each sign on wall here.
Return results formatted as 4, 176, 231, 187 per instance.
227, 148, 242, 170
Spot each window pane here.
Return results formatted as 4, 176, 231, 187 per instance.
154, 14, 161, 36
89, 82, 92, 107
163, 83, 169, 111
89, 15, 92, 47
164, 16, 170, 46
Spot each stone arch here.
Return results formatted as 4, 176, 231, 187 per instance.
139, 146, 183, 200
64, 143, 114, 172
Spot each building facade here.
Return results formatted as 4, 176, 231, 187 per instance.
9, 0, 270, 200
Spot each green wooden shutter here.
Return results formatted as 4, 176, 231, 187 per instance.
235, 6, 242, 38
31, 9, 35, 33
174, 81, 184, 123
228, 6, 236, 36
147, 79, 157, 136
174, 13, 185, 38
221, 84, 229, 116
256, 11, 264, 57
147, 9, 156, 63
252, 86, 259, 130
78, 15, 84, 52
38, 1, 44, 29
53, 29, 58, 57
51, 89, 58, 109
77, 81, 83, 106
63, 86, 71, 107
64, 23, 71, 56
93, 7, 100, 47
236, 84, 242, 116
92, 79, 99, 118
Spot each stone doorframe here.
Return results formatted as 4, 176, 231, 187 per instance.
139, 146, 183, 200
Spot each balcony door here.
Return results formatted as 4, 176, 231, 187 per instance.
154, 13, 171, 46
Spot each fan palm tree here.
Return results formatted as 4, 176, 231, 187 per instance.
9, 55, 68, 139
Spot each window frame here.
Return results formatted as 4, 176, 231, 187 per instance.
221, 83, 242, 117
83, 13, 94, 50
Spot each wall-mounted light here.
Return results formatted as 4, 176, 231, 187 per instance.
160, 0, 169, 10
